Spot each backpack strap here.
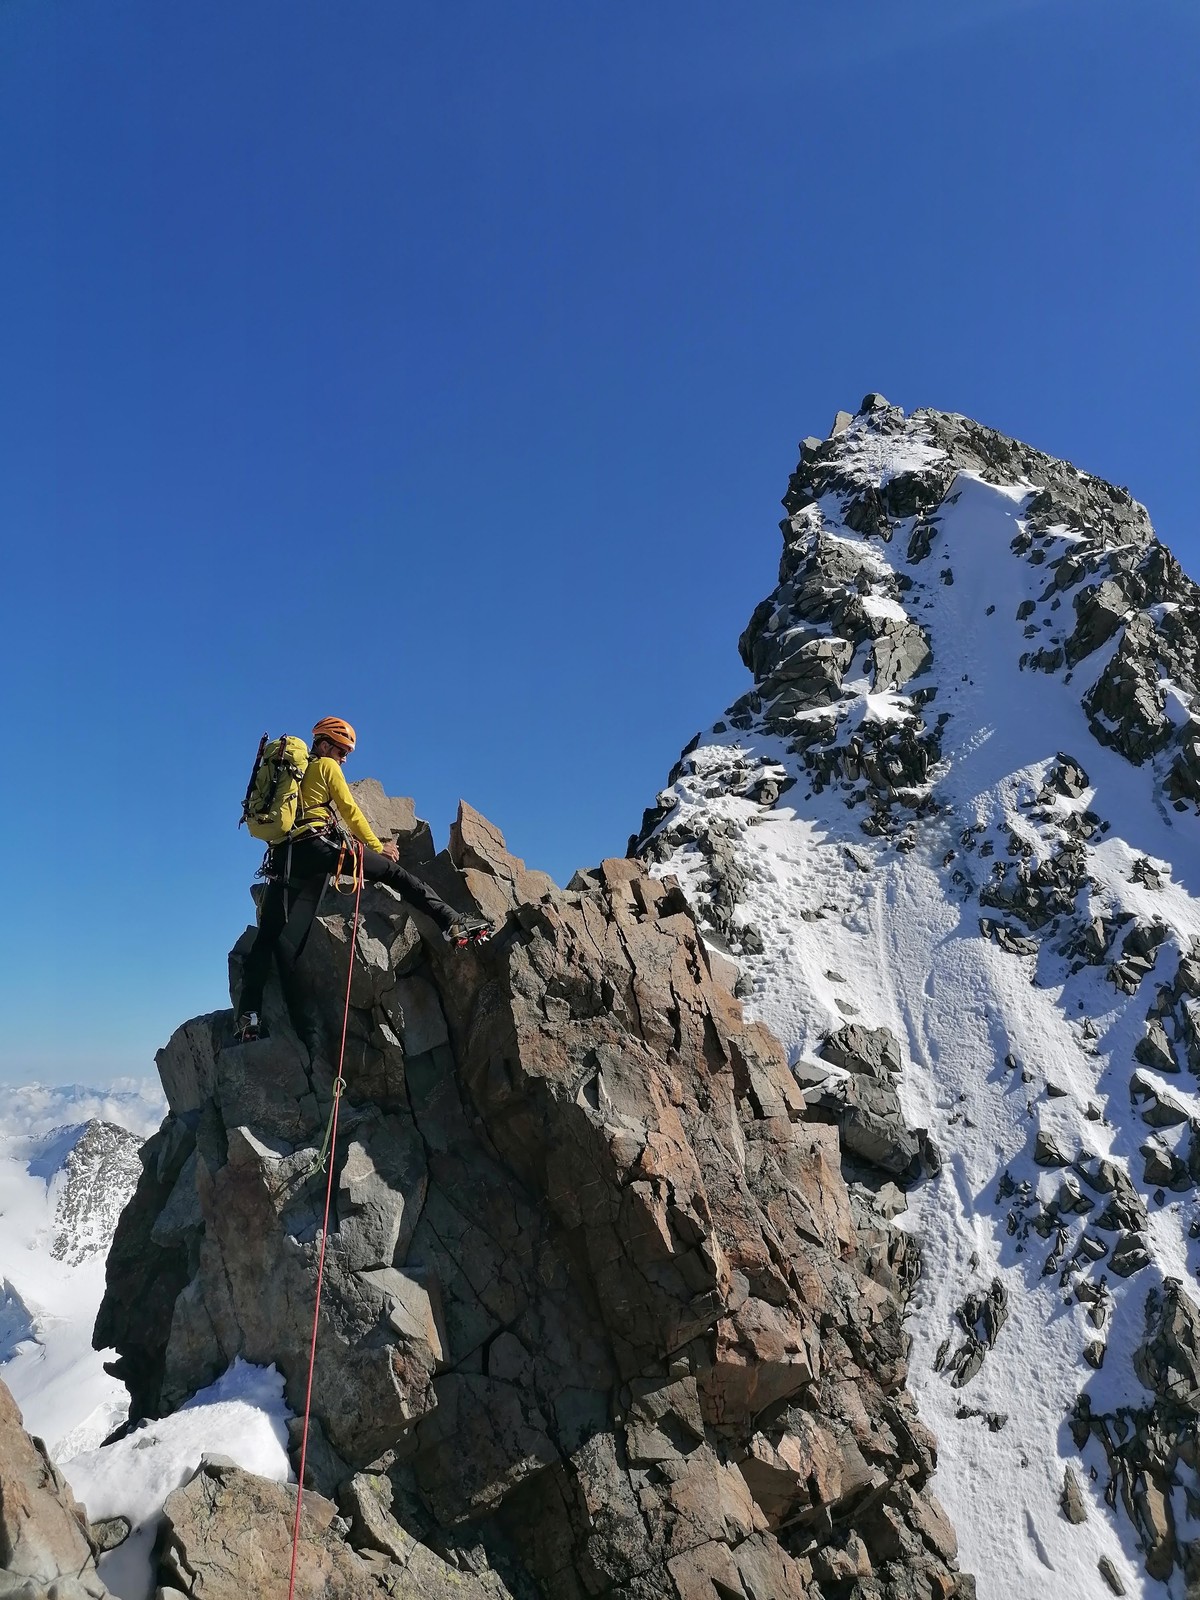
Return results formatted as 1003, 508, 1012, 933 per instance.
240, 733, 269, 827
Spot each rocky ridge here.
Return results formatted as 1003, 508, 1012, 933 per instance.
0, 1376, 109, 1599
89, 790, 972, 1599
633, 398, 1200, 1597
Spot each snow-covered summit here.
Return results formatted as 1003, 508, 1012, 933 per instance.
636, 397, 1200, 1600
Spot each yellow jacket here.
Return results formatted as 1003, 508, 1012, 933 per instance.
293, 757, 383, 851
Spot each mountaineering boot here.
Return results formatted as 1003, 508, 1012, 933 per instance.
446, 915, 493, 949
233, 1011, 268, 1044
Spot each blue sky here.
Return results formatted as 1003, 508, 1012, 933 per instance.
1, 0, 1196, 1081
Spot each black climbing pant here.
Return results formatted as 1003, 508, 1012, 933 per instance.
237, 834, 459, 1020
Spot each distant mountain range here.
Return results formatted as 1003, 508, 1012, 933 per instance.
0, 1080, 164, 1459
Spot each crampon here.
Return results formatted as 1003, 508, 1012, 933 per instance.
448, 917, 492, 949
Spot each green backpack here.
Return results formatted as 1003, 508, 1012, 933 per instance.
240, 734, 311, 843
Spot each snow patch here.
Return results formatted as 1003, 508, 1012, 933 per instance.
64, 1360, 292, 1600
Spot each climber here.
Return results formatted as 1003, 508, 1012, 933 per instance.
234, 717, 488, 1041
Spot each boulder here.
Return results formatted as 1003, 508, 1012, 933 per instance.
1079, 1158, 1148, 1232
1131, 1071, 1189, 1128
1099, 1554, 1127, 1595
1108, 1233, 1152, 1277
159, 1459, 383, 1600
1061, 1465, 1088, 1524
820, 1024, 904, 1079
1134, 1280, 1200, 1408
872, 622, 931, 690
1033, 1130, 1072, 1167
840, 1080, 925, 1177
1134, 1018, 1178, 1074
86, 1520, 128, 1555
980, 919, 1038, 957
1050, 753, 1090, 797
1141, 1140, 1191, 1192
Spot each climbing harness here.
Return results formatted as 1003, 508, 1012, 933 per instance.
331, 833, 363, 897
286, 840, 364, 1600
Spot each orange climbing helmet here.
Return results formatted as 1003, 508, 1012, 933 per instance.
312, 716, 357, 753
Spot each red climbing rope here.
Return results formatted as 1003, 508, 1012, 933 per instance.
287, 841, 364, 1600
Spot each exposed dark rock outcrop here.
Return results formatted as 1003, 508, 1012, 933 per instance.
1071, 1279, 1200, 1586
807, 1025, 937, 1181
95, 794, 971, 1600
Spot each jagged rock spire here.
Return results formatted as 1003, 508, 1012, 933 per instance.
95, 792, 969, 1598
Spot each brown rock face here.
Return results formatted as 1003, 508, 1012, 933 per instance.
96, 796, 968, 1599
0, 1379, 108, 1596
159, 1459, 378, 1599
155, 1455, 516, 1599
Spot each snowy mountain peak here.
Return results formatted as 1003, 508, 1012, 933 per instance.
46, 1121, 144, 1267
636, 399, 1200, 1599
0, 1081, 164, 1461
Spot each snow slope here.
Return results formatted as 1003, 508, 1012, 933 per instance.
0, 1079, 165, 1457
639, 402, 1200, 1599
64, 1359, 291, 1600
2, 1092, 292, 1600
